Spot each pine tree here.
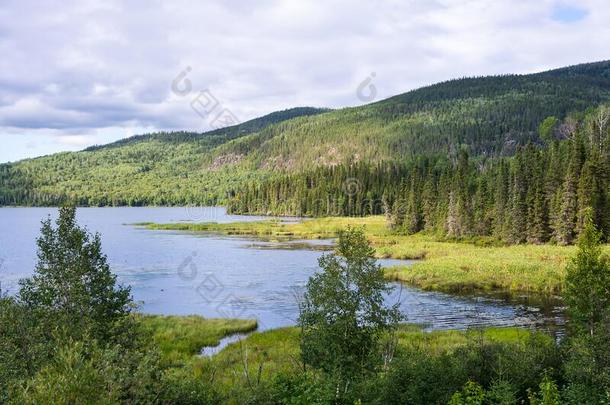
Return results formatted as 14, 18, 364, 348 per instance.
492, 161, 510, 240
446, 190, 462, 238
565, 209, 610, 335
527, 180, 550, 244
404, 176, 423, 234
555, 176, 578, 245
507, 157, 528, 244
577, 151, 609, 240
555, 138, 584, 245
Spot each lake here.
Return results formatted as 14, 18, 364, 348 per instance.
0, 207, 563, 332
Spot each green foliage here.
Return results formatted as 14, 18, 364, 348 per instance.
528, 373, 560, 405
562, 213, 610, 402
0, 296, 48, 401
0, 208, 169, 403
158, 364, 221, 404
10, 339, 165, 405
449, 381, 486, 405
538, 116, 559, 144
379, 348, 470, 404
298, 227, 402, 381
564, 210, 610, 335
203, 325, 559, 404
485, 380, 518, 405
18, 206, 133, 344
9, 340, 121, 405
269, 371, 337, 404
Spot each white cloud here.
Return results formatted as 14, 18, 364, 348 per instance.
0, 0, 609, 162
56, 135, 95, 147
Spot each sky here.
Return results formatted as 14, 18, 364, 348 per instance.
0, 0, 607, 163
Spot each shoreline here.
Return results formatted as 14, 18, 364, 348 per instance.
139, 215, 604, 297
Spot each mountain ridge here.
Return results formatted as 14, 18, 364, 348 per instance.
1, 60, 609, 206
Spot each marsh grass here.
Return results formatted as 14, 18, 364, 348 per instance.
143, 216, 610, 295
134, 313, 553, 399
139, 314, 257, 366
189, 324, 548, 393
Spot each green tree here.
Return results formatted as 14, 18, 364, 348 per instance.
562, 211, 610, 400
538, 116, 559, 144
298, 227, 402, 384
527, 373, 560, 405
404, 176, 423, 234
564, 210, 610, 336
554, 154, 580, 245
449, 380, 485, 405
2, 207, 166, 403
18, 206, 132, 344
576, 151, 609, 240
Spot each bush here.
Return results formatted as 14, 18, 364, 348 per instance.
10, 339, 166, 404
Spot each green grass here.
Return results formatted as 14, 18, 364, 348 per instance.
187, 324, 549, 392
198, 327, 302, 387
142, 216, 610, 295
134, 317, 553, 400
139, 314, 257, 366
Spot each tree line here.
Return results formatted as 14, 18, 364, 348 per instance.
228, 106, 610, 244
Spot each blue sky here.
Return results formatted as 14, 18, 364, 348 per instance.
0, 0, 607, 163
551, 3, 589, 23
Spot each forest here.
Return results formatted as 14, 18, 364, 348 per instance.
227, 105, 610, 245
1, 61, 610, 209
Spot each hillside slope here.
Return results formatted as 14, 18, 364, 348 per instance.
215, 61, 610, 171
0, 107, 327, 206
1, 61, 610, 206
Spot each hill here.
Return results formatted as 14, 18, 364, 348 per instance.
1, 61, 610, 207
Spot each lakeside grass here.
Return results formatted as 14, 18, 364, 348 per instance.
190, 324, 549, 390
139, 314, 257, 365
141, 216, 610, 295
135, 315, 553, 399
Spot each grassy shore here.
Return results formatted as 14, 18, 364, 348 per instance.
187, 324, 550, 391
136, 314, 549, 399
139, 314, 257, 365
141, 216, 610, 295
208, 324, 541, 372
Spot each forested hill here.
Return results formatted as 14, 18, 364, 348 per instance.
1, 61, 610, 207
84, 106, 329, 151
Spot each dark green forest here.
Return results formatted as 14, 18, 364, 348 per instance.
228, 106, 610, 245
1, 61, 610, 210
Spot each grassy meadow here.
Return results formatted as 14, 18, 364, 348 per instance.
142, 216, 610, 295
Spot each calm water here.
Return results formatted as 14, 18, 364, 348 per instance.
0, 207, 562, 332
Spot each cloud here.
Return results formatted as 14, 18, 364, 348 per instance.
56, 135, 96, 147
0, 0, 609, 162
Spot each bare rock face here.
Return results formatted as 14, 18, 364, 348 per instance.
209, 153, 244, 170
